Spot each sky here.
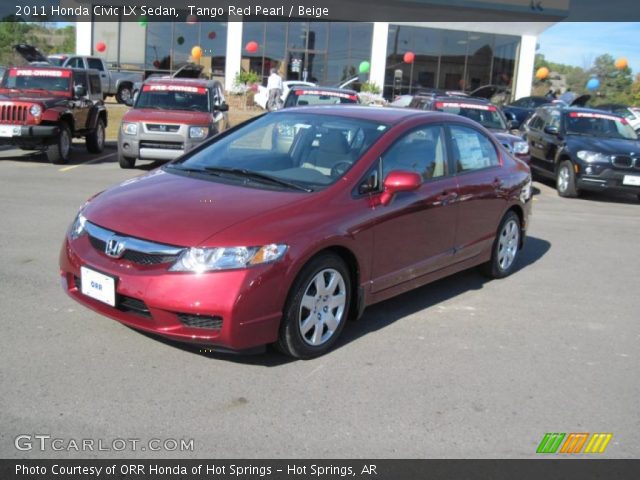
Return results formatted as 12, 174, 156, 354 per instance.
538, 22, 640, 74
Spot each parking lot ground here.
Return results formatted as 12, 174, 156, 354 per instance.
0, 151, 638, 458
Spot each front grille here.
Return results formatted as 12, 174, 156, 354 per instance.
139, 141, 183, 150
88, 234, 179, 266
74, 276, 152, 319
612, 155, 633, 168
178, 313, 223, 330
146, 123, 180, 133
0, 104, 27, 123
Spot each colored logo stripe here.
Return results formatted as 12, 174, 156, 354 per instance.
559, 433, 589, 453
537, 433, 565, 453
584, 433, 613, 454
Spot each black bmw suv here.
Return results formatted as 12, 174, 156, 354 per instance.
525, 106, 640, 199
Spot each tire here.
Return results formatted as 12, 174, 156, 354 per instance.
86, 118, 105, 153
556, 160, 579, 198
46, 123, 71, 164
276, 253, 351, 359
118, 151, 136, 169
481, 211, 522, 279
116, 84, 132, 104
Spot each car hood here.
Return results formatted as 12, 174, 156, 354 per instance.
83, 169, 310, 246
492, 130, 524, 145
123, 108, 211, 125
0, 91, 69, 105
567, 135, 640, 154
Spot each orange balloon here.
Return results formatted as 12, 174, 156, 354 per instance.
535, 67, 549, 80
615, 57, 628, 69
191, 46, 203, 60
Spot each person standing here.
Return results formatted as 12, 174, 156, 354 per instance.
266, 68, 283, 111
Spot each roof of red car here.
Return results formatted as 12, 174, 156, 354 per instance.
276, 106, 429, 124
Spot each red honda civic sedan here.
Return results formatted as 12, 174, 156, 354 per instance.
60, 106, 532, 359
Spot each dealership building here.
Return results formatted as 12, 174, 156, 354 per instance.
75, 7, 564, 100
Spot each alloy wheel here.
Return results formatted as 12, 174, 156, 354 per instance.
497, 219, 519, 271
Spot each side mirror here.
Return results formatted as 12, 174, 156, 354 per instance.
507, 119, 519, 130
379, 171, 422, 206
73, 84, 87, 98
544, 125, 559, 135
216, 102, 229, 112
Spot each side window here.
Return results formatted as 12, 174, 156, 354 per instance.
89, 74, 101, 94
547, 109, 561, 130
67, 57, 83, 69
382, 125, 447, 181
450, 125, 500, 173
87, 58, 104, 71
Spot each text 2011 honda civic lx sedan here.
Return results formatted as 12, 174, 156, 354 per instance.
60, 106, 532, 359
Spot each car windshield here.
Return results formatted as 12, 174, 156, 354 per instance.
168, 112, 389, 190
434, 101, 507, 130
135, 84, 210, 112
565, 111, 638, 140
285, 90, 358, 108
1, 68, 70, 92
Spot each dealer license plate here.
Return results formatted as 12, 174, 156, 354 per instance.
622, 175, 640, 186
0, 124, 21, 137
80, 266, 116, 307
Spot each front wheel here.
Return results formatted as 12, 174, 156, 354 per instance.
481, 211, 522, 279
46, 123, 71, 164
556, 160, 579, 197
118, 151, 136, 169
276, 253, 351, 359
116, 84, 132, 104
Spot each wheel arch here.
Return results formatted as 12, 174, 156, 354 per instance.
504, 204, 525, 249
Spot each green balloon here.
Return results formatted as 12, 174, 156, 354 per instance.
177, 36, 185, 45
138, 16, 147, 27
358, 61, 370, 74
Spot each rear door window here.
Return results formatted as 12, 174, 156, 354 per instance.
87, 58, 105, 71
449, 125, 500, 173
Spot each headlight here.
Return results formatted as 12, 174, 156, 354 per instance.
70, 212, 87, 240
577, 150, 610, 163
122, 122, 138, 135
170, 244, 288, 272
520, 177, 532, 202
29, 104, 42, 117
189, 126, 209, 138
513, 141, 529, 155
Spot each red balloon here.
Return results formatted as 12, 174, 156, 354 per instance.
186, 14, 197, 24
208, 31, 216, 40
153, 60, 160, 68
403, 51, 415, 64
96, 42, 106, 53
245, 41, 259, 53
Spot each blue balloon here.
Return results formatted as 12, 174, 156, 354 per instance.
586, 78, 600, 90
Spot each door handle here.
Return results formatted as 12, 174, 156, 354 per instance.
436, 190, 458, 204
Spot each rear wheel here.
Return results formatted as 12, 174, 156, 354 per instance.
46, 123, 71, 164
481, 211, 521, 279
86, 118, 105, 153
276, 253, 351, 359
118, 151, 136, 169
556, 160, 579, 197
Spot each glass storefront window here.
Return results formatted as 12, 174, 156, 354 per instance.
146, 22, 173, 70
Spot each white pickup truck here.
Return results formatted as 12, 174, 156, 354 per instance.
14, 44, 143, 104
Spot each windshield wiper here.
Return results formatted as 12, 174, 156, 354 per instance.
164, 164, 208, 174
203, 166, 312, 192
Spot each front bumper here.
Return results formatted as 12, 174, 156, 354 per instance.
59, 235, 286, 351
118, 127, 208, 161
0, 124, 59, 145
577, 167, 640, 194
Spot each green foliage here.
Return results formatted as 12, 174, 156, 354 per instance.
360, 82, 381, 94
0, 18, 76, 65
234, 70, 260, 86
534, 53, 639, 107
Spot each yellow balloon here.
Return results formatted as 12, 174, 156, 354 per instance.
535, 67, 549, 80
615, 57, 628, 70
191, 46, 203, 60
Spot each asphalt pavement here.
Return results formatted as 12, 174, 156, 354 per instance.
1, 145, 638, 458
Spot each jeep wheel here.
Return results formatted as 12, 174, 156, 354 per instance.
47, 123, 71, 164
86, 118, 105, 153
556, 160, 580, 198
116, 85, 132, 104
118, 152, 136, 169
